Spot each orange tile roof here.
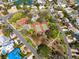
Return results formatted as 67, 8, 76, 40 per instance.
16, 18, 28, 26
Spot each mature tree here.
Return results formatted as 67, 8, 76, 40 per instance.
0, 24, 6, 29
23, 0, 33, 5
28, 29, 34, 35
37, 44, 51, 58
49, 51, 65, 59
2, 0, 8, 2
34, 3, 40, 10
0, 6, 2, 10
3, 4, 12, 9
14, 0, 22, 5
16, 5, 22, 10
20, 29, 27, 36
47, 23, 59, 39
9, 12, 26, 23
3, 28, 13, 37
36, 18, 43, 23
39, 10, 49, 18
1, 9, 8, 15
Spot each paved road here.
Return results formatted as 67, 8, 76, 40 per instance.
1, 11, 72, 59
54, 18, 72, 59
1, 16, 42, 59
0, 1, 72, 58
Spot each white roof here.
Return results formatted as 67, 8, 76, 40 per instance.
10, 33, 16, 39
0, 35, 7, 44
71, 49, 78, 52
0, 35, 10, 45
0, 35, 14, 53
8, 6, 17, 13
27, 54, 34, 59
2, 42, 14, 53
49, 0, 52, 1
37, 0, 46, 4
76, 18, 79, 24
65, 7, 73, 13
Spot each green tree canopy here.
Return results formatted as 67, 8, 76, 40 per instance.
3, 4, 12, 9
47, 23, 59, 39
37, 44, 51, 58
2, 0, 8, 2
3, 28, 13, 37
9, 12, 26, 23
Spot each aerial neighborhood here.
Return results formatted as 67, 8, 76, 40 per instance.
0, 0, 79, 59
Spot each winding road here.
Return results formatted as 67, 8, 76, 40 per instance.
0, 0, 73, 58
0, 15, 42, 59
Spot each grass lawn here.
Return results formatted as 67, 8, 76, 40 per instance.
23, 35, 36, 48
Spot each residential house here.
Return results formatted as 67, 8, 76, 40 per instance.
0, 29, 14, 55
37, 0, 46, 5
0, 37, 14, 55
8, 0, 14, 2
75, 0, 79, 4
58, 11, 64, 18
76, 17, 79, 25
31, 14, 39, 22
0, 0, 3, 5
20, 45, 31, 55
14, 0, 33, 5
8, 6, 18, 13
2, 40, 14, 55
74, 31, 79, 41
14, 38, 22, 45
0, 35, 10, 45
10, 33, 17, 39
27, 54, 34, 59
